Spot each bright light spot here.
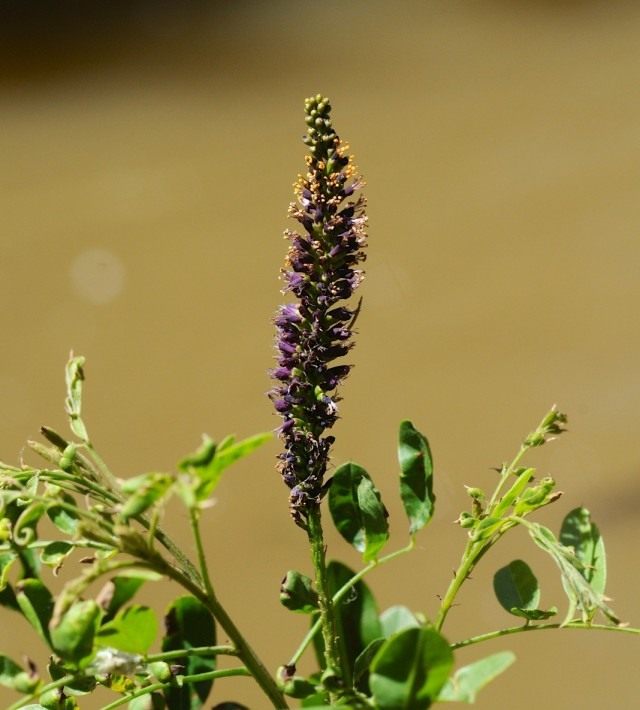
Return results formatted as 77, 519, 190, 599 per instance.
70, 249, 125, 305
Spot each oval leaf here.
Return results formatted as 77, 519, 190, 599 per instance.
370, 627, 453, 709
162, 595, 216, 709
96, 605, 157, 654
493, 559, 539, 615
398, 421, 435, 534
438, 651, 516, 703
329, 463, 389, 561
380, 605, 421, 638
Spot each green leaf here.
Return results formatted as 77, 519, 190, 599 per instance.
41, 541, 74, 568
370, 627, 453, 709
178, 435, 217, 472
313, 561, 382, 687
65, 355, 89, 442
509, 607, 557, 621
96, 605, 157, 654
47, 492, 80, 535
162, 595, 216, 709
279, 570, 319, 613
380, 606, 421, 638
0, 551, 17, 591
50, 599, 102, 665
329, 462, 389, 561
181, 432, 272, 502
528, 522, 619, 625
493, 560, 539, 614
353, 638, 385, 688
119, 473, 174, 522
398, 421, 435, 534
14, 502, 47, 538
16, 578, 55, 646
0, 654, 38, 692
560, 507, 606, 596
438, 651, 516, 703
98, 576, 146, 623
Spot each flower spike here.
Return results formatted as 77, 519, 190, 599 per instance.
270, 95, 367, 529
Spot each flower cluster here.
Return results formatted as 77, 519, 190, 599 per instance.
270, 95, 367, 529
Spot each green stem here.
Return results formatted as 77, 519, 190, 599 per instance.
157, 541, 287, 708
189, 507, 216, 600
145, 644, 238, 662
306, 506, 344, 691
436, 412, 557, 633
8, 675, 75, 710
434, 539, 479, 632
102, 668, 251, 710
84, 443, 203, 587
486, 443, 528, 511
288, 539, 415, 668
452, 622, 640, 650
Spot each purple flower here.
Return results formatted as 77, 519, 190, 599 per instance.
270, 95, 367, 528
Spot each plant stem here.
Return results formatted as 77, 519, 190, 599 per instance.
306, 506, 344, 692
157, 543, 287, 708
8, 675, 75, 710
436, 413, 555, 632
288, 540, 415, 667
145, 645, 238, 662
101, 668, 251, 710
451, 621, 640, 650
486, 443, 528, 511
189, 507, 216, 600
434, 539, 480, 632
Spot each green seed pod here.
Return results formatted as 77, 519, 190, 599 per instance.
456, 512, 475, 529
50, 599, 101, 664
148, 661, 173, 682
59, 443, 77, 472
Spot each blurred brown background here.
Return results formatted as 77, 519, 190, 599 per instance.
1, 1, 639, 708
